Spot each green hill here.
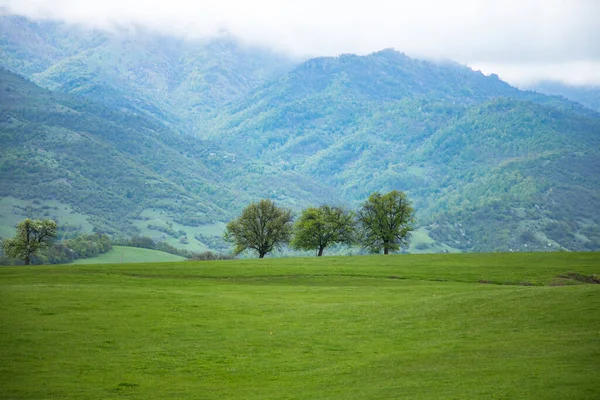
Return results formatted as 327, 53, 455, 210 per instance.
72, 246, 186, 264
0, 14, 296, 130
0, 68, 334, 248
206, 51, 600, 251
0, 68, 228, 236
1, 253, 599, 399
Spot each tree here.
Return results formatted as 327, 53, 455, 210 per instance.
224, 199, 293, 258
291, 205, 355, 256
357, 190, 414, 254
1, 218, 58, 265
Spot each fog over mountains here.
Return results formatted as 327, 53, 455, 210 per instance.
1, 15, 599, 253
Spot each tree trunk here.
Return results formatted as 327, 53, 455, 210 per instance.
383, 247, 389, 255
259, 252, 266, 259
25, 255, 30, 265
317, 247, 324, 257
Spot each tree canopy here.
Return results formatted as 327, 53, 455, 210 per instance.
2, 218, 58, 265
291, 205, 355, 256
357, 190, 414, 254
224, 199, 293, 258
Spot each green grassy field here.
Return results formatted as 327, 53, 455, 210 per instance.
71, 246, 186, 264
1, 253, 598, 399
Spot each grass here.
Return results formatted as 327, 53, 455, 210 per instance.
407, 227, 461, 254
0, 252, 598, 399
71, 246, 186, 264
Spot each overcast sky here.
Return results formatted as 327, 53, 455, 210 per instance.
2, 0, 599, 86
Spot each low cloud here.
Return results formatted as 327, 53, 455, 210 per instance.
2, 0, 600, 85
471, 61, 600, 87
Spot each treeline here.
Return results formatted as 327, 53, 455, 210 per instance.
112, 235, 196, 258
225, 190, 415, 258
0, 229, 232, 265
112, 235, 232, 260
0, 233, 112, 265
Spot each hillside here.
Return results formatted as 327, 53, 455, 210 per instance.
0, 69, 334, 248
0, 14, 296, 131
206, 51, 600, 251
528, 81, 600, 112
71, 246, 186, 264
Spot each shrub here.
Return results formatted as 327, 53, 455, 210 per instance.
188, 251, 233, 261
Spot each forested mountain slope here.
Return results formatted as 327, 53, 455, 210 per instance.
528, 81, 600, 112
206, 51, 600, 251
0, 69, 334, 240
0, 14, 296, 130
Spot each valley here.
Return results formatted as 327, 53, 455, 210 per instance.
1, 15, 599, 254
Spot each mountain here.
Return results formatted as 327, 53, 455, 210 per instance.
1, 15, 600, 253
527, 81, 600, 112
0, 68, 334, 251
206, 51, 600, 251
0, 14, 296, 131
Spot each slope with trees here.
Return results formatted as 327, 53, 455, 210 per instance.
204, 50, 600, 252
0, 14, 296, 131
528, 81, 600, 112
0, 68, 335, 238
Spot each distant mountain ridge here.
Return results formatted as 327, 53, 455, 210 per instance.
527, 81, 600, 112
1, 14, 599, 253
0, 14, 296, 131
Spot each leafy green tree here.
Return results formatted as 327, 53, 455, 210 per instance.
224, 199, 293, 258
1, 218, 58, 265
291, 205, 355, 256
357, 191, 414, 254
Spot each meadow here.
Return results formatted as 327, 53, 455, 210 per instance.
0, 252, 598, 399
71, 246, 186, 265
